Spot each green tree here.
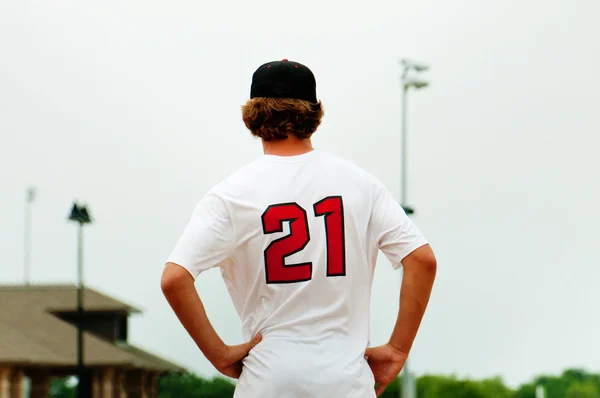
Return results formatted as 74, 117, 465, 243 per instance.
566, 380, 600, 398
153, 367, 600, 398
477, 376, 514, 398
515, 369, 600, 398
158, 372, 235, 398
417, 375, 492, 398
49, 378, 75, 398
513, 383, 536, 398
378, 376, 401, 398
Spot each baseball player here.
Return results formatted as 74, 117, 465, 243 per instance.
161, 59, 437, 397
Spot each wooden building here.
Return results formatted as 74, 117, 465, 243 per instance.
0, 285, 184, 398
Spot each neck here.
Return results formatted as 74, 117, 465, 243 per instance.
262, 137, 314, 156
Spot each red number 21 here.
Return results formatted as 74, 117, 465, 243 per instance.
261, 196, 346, 284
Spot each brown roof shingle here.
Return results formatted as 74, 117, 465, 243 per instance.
0, 285, 184, 372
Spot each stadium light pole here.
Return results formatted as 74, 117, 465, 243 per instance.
23, 187, 36, 285
536, 385, 546, 398
399, 58, 430, 398
68, 202, 92, 398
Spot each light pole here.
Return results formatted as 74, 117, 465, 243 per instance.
399, 58, 430, 398
68, 202, 92, 398
536, 385, 546, 398
24, 187, 36, 285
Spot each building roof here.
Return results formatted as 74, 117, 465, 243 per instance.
0, 284, 142, 313
0, 285, 184, 372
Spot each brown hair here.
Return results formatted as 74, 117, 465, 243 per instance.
241, 97, 324, 141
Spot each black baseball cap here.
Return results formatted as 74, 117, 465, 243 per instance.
250, 59, 317, 104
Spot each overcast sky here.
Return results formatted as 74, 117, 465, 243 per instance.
1, 0, 599, 388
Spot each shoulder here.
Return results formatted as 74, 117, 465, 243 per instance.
204, 157, 269, 198
317, 150, 385, 189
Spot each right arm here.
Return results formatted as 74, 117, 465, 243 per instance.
162, 192, 261, 378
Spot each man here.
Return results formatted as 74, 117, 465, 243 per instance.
161, 59, 437, 397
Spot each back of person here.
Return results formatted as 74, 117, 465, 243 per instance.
181, 148, 427, 397
221, 150, 384, 397
162, 59, 436, 398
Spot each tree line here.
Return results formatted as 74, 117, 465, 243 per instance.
50, 368, 600, 398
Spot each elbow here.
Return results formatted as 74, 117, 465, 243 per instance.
425, 255, 437, 279
423, 251, 437, 275
418, 247, 437, 279
160, 269, 175, 296
402, 245, 437, 278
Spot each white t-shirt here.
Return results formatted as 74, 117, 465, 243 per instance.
167, 149, 428, 398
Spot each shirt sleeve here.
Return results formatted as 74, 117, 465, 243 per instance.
369, 179, 429, 270
166, 191, 235, 279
